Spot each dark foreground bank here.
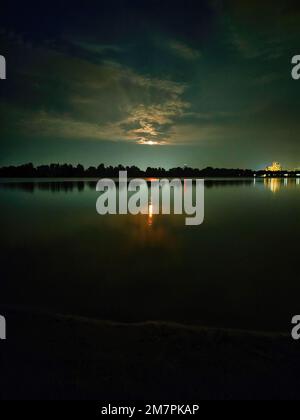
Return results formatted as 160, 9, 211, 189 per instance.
0, 306, 299, 400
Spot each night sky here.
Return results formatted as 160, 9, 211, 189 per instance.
1, 0, 300, 169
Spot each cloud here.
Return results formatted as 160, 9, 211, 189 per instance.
69, 40, 124, 56
168, 40, 202, 60
25, 92, 191, 145
229, 28, 284, 60
15, 40, 190, 146
230, 31, 259, 59
21, 112, 129, 142
120, 98, 190, 144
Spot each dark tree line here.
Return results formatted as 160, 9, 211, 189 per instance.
0, 163, 297, 178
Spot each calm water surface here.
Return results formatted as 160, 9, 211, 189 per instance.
1, 178, 300, 332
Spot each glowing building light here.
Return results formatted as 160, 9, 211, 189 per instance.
265, 162, 282, 172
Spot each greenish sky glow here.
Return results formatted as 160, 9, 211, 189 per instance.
1, 0, 300, 169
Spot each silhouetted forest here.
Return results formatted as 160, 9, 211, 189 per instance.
0, 163, 298, 178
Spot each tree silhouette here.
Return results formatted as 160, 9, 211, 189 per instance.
0, 163, 296, 178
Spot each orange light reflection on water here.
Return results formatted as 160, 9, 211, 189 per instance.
148, 203, 153, 226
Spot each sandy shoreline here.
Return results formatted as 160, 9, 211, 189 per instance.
0, 305, 299, 400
